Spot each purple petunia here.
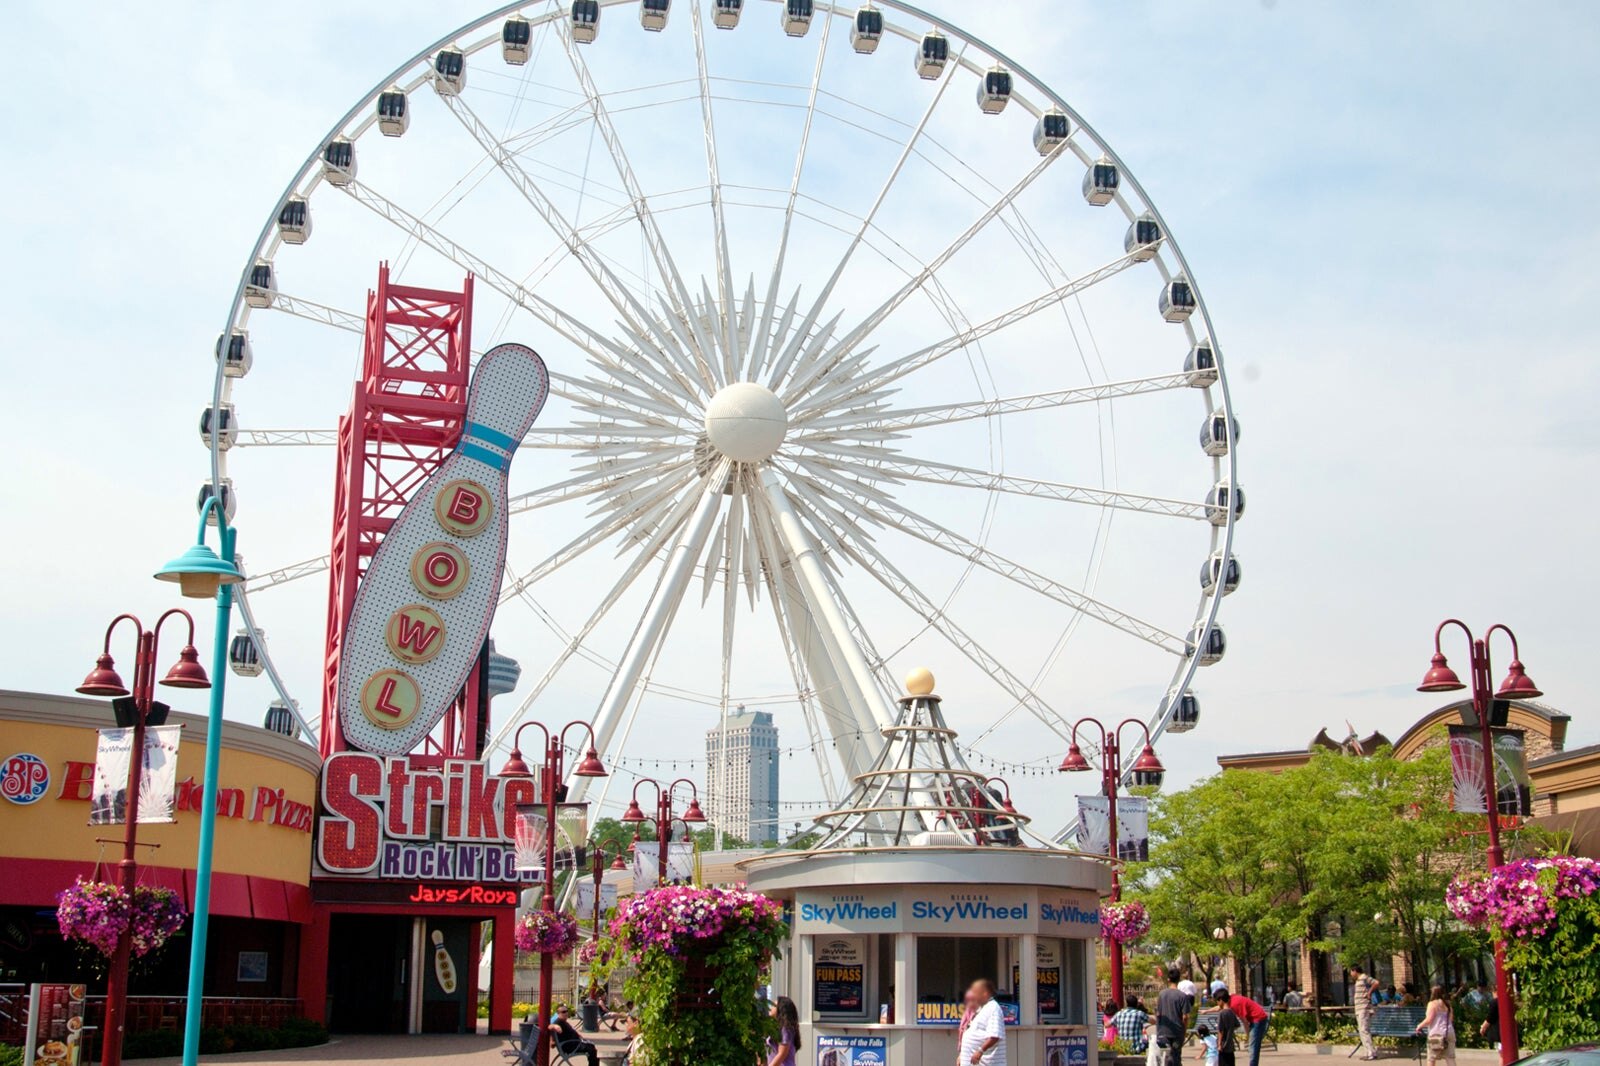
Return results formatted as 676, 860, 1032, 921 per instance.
1101, 900, 1151, 943
606, 884, 786, 960
57, 880, 186, 958
1447, 855, 1600, 939
517, 909, 580, 956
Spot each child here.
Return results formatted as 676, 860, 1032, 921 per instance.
1196, 1024, 1219, 1066
1216, 1002, 1240, 1066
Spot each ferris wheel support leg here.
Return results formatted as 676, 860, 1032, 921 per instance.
761, 468, 896, 737
565, 469, 727, 805
772, 564, 872, 789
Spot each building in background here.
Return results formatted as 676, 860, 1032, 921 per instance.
705, 706, 779, 843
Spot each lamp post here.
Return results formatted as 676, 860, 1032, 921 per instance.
619, 778, 707, 886
1058, 717, 1165, 1006
587, 837, 629, 934
498, 721, 608, 1066
1416, 620, 1543, 1066
74, 610, 213, 1066
153, 496, 243, 1066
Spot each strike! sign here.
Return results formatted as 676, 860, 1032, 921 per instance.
316, 752, 538, 884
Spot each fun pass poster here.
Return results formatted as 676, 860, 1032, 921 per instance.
89, 726, 181, 826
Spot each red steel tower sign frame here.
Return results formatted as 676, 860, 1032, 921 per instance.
321, 265, 486, 760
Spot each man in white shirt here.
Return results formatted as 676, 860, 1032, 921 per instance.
960, 979, 1007, 1066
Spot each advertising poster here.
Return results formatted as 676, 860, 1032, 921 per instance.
1046, 1034, 1091, 1066
916, 1000, 1021, 1025
511, 803, 589, 872
813, 936, 866, 1014
89, 726, 181, 826
817, 1034, 886, 1066
1448, 727, 1532, 817
575, 880, 619, 915
1075, 795, 1149, 861
24, 982, 86, 1066
631, 841, 695, 891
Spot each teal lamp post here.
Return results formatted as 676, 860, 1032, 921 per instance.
155, 497, 242, 1066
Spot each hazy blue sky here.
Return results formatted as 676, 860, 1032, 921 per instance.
2, 1, 1597, 830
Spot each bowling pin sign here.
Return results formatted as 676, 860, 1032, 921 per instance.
337, 342, 549, 756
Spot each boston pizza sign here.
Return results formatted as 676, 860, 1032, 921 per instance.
336, 344, 549, 756
316, 752, 535, 883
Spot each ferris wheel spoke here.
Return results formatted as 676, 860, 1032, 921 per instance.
807, 370, 1195, 434
768, 39, 966, 393
555, 17, 699, 328
861, 455, 1212, 521
240, 553, 329, 593
830, 529, 1076, 746
847, 483, 1187, 655
231, 587, 319, 740
786, 248, 1149, 421
797, 144, 1071, 396
689, 1, 738, 378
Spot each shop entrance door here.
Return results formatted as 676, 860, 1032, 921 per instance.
327, 915, 411, 1033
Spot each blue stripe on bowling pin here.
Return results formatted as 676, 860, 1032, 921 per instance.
337, 343, 549, 757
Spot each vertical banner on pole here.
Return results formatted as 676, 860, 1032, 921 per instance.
1448, 727, 1532, 816
89, 727, 182, 826
511, 804, 590, 872
575, 881, 618, 914
1074, 796, 1149, 860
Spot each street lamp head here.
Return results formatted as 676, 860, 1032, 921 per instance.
1494, 659, 1543, 701
1417, 652, 1466, 693
498, 748, 534, 779
610, 852, 628, 870
682, 798, 707, 823
621, 800, 647, 823
573, 746, 608, 778
1057, 743, 1091, 773
154, 543, 243, 600
160, 644, 211, 689
76, 653, 129, 698
1131, 744, 1165, 775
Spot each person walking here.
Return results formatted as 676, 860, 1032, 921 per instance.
1211, 987, 1268, 1066
960, 979, 1007, 1066
1416, 986, 1456, 1066
1157, 968, 1195, 1066
1350, 964, 1379, 1061
766, 996, 800, 1066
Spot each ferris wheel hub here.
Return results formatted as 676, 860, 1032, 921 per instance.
704, 381, 788, 463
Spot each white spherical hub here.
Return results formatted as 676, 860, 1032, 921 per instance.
704, 382, 788, 463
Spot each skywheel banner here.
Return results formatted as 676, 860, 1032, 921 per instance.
1075, 795, 1149, 862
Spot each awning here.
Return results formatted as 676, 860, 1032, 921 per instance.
0, 858, 310, 923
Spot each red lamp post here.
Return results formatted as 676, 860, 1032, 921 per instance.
74, 611, 212, 1066
498, 721, 607, 1066
1416, 620, 1542, 1066
1058, 717, 1164, 1006
587, 835, 630, 935
619, 778, 707, 886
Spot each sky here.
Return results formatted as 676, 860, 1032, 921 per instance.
2, 1, 1598, 835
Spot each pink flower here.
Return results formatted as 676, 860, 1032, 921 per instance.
57, 880, 186, 958
1448, 856, 1600, 939
517, 910, 580, 956
1101, 900, 1151, 943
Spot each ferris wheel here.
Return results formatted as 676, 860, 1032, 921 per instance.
205, 0, 1241, 837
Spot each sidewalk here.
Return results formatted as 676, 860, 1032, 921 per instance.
132, 1027, 633, 1066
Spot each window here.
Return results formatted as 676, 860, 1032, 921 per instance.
916, 936, 1005, 1011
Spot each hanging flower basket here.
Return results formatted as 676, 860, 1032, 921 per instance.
516, 909, 579, 957
576, 939, 599, 966
1101, 900, 1152, 943
56, 880, 186, 958
1448, 855, 1600, 938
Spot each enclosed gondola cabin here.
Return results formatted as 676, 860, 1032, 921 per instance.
713, 0, 742, 29
320, 138, 356, 186
1183, 340, 1217, 387
1187, 623, 1226, 666
264, 699, 299, 738
1200, 553, 1241, 596
640, 0, 669, 32
217, 330, 253, 378
502, 16, 532, 63
1200, 407, 1239, 457
782, 0, 813, 37
914, 31, 948, 79
229, 629, 265, 678
1124, 214, 1161, 261
573, 0, 601, 42
200, 404, 237, 452
376, 89, 409, 136
244, 260, 276, 309
850, 5, 883, 52
1033, 109, 1069, 155
1162, 692, 1201, 734
276, 197, 311, 244
1159, 276, 1196, 322
197, 479, 237, 527
977, 65, 1012, 114
1205, 480, 1244, 526
1131, 766, 1164, 790
1082, 157, 1119, 206
433, 48, 466, 94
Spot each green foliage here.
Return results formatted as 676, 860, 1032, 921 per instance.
121, 1018, 326, 1059
0, 1044, 21, 1066
1501, 879, 1600, 1049
477, 999, 539, 1019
